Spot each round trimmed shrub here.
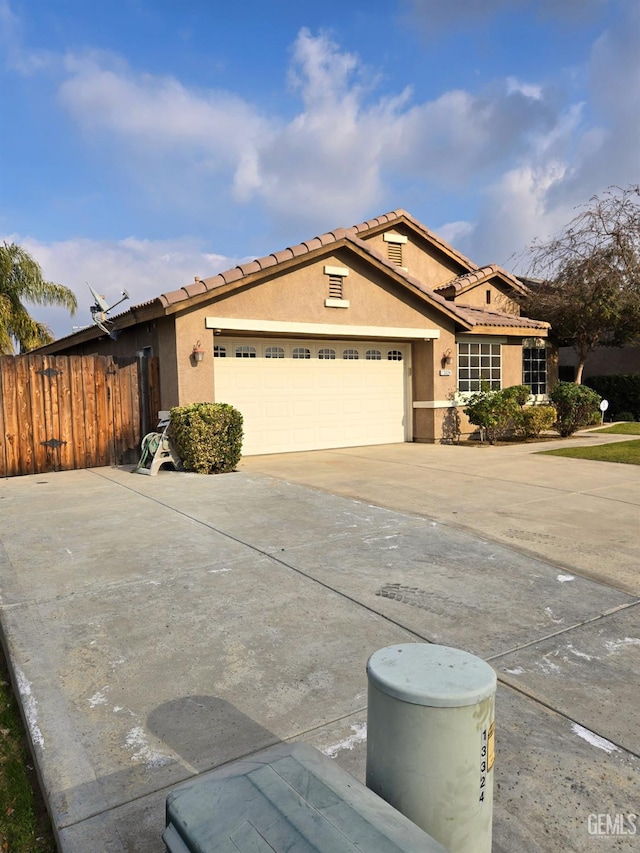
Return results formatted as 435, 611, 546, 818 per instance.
170, 402, 243, 474
549, 382, 601, 437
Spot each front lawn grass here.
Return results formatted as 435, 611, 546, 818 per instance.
590, 422, 640, 435
540, 438, 640, 465
0, 645, 56, 853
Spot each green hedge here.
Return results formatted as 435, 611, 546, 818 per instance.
170, 403, 243, 474
549, 382, 601, 437
584, 373, 640, 421
463, 384, 554, 443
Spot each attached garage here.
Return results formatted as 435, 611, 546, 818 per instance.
36, 209, 552, 451
212, 338, 410, 455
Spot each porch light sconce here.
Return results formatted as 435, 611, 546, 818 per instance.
192, 341, 205, 364
441, 348, 453, 368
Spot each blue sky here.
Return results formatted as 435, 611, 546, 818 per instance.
1, 0, 638, 338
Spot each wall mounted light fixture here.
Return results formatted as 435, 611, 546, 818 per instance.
192, 341, 205, 363
441, 348, 453, 368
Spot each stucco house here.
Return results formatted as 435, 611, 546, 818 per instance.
38, 210, 555, 454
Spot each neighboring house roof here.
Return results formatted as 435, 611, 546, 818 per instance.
37, 210, 544, 351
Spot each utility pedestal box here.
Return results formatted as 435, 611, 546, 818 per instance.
163, 742, 447, 852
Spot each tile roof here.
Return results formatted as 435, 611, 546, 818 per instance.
454, 305, 550, 330
41, 210, 536, 348
433, 264, 527, 295
156, 209, 480, 310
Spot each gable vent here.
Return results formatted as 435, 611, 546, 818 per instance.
328, 274, 343, 299
387, 242, 403, 266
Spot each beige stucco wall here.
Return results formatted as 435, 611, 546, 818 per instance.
168, 249, 459, 415
156, 317, 179, 409
202, 250, 449, 328
455, 284, 520, 315
361, 227, 465, 288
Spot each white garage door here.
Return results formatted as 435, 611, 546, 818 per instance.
213, 338, 409, 455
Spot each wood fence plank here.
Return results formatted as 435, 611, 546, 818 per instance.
129, 360, 141, 458
69, 355, 87, 469
0, 358, 6, 477
39, 356, 56, 472
1, 358, 21, 477
14, 355, 35, 475
45, 356, 63, 472
94, 357, 109, 467
109, 358, 124, 463
118, 360, 135, 460
28, 355, 48, 474
82, 356, 98, 468
55, 355, 75, 471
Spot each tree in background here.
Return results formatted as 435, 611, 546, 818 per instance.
521, 185, 640, 383
0, 242, 77, 354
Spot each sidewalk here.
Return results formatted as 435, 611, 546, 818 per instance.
0, 438, 638, 851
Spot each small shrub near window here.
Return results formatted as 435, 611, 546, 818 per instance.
464, 383, 558, 443
501, 384, 531, 407
170, 403, 243, 474
518, 406, 557, 438
549, 382, 601, 437
463, 385, 523, 444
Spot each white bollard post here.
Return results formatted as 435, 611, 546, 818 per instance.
366, 644, 496, 853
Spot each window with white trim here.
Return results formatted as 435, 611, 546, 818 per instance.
457, 342, 501, 392
318, 348, 336, 359
387, 350, 403, 361
365, 349, 381, 360
523, 346, 547, 395
343, 348, 359, 360
235, 345, 256, 358
292, 347, 311, 359
264, 346, 284, 358
213, 345, 226, 358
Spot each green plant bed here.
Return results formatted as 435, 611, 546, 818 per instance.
539, 439, 640, 465
591, 422, 640, 435
0, 647, 56, 852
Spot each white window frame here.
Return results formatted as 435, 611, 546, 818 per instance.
457, 341, 502, 393
523, 342, 548, 397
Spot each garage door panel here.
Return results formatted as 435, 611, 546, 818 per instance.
214, 339, 408, 455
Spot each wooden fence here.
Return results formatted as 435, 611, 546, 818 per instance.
0, 354, 160, 477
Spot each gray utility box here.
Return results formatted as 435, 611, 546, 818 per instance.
164, 742, 447, 852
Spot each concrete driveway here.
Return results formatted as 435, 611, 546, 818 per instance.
0, 432, 638, 852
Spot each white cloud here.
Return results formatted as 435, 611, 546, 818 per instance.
2, 233, 238, 339
3, 3, 638, 286
47, 28, 573, 237
59, 52, 267, 164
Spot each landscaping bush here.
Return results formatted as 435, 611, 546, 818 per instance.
584, 373, 640, 421
549, 382, 601, 437
518, 405, 557, 438
170, 402, 243, 474
463, 385, 523, 444
502, 384, 531, 407
616, 411, 635, 422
